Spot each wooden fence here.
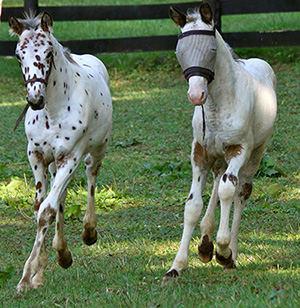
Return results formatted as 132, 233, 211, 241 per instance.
1, 0, 300, 56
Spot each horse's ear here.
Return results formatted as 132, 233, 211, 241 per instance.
9, 15, 23, 36
41, 12, 53, 32
199, 1, 214, 25
169, 6, 186, 28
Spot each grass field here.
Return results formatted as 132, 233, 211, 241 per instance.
0, 1, 300, 307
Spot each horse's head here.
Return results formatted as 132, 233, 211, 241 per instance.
9, 12, 54, 110
170, 1, 216, 106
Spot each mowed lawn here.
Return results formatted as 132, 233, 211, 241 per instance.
0, 1, 299, 307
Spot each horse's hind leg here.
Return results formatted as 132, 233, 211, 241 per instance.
52, 189, 73, 268
229, 143, 266, 268
198, 163, 224, 263
82, 152, 104, 245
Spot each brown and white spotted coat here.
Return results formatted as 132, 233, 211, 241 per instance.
164, 2, 277, 281
9, 12, 112, 292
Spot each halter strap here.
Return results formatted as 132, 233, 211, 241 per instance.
178, 29, 215, 40
24, 78, 48, 86
14, 54, 55, 131
23, 54, 55, 87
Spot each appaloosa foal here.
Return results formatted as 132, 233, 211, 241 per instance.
164, 2, 277, 281
9, 12, 112, 291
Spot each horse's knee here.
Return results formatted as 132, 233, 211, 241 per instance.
38, 205, 56, 229
184, 197, 203, 225
218, 173, 238, 201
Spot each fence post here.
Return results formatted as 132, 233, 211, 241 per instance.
214, 0, 222, 33
24, 0, 39, 15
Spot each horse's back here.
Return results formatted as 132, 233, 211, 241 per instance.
241, 58, 276, 90
72, 54, 110, 87
240, 58, 277, 145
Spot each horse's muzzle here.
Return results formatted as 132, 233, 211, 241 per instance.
26, 95, 45, 110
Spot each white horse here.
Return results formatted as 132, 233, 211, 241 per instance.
164, 1, 277, 281
9, 12, 112, 292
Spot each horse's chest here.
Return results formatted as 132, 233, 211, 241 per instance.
193, 105, 250, 157
25, 110, 86, 160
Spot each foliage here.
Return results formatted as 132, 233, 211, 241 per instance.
256, 155, 284, 178
0, 267, 15, 288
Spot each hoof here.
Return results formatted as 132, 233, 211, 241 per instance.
224, 261, 237, 270
16, 278, 31, 293
32, 275, 44, 289
32, 281, 44, 289
216, 249, 234, 267
162, 269, 179, 284
198, 235, 214, 264
58, 250, 73, 269
82, 229, 98, 246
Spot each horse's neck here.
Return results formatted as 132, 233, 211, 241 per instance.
209, 31, 237, 98
45, 37, 75, 119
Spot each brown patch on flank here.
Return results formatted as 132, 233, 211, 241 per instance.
224, 144, 244, 161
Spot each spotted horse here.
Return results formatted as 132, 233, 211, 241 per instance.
163, 2, 277, 282
9, 12, 113, 292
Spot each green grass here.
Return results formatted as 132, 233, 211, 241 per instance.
0, 2, 300, 307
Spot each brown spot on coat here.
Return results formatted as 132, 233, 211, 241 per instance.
36, 181, 42, 190
187, 193, 193, 201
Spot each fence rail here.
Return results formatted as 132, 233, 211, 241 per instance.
1, 0, 300, 56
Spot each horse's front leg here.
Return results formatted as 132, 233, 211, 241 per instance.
216, 144, 251, 269
17, 151, 82, 292
163, 141, 212, 282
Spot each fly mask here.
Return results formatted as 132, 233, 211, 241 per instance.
176, 29, 217, 84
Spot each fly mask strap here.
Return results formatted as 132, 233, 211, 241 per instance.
176, 29, 216, 84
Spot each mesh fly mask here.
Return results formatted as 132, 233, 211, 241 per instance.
176, 29, 217, 83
